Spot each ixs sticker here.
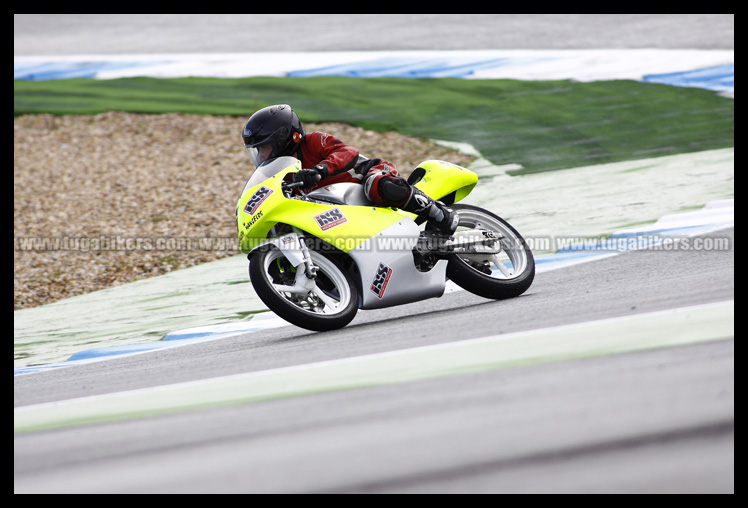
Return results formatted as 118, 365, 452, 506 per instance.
244, 186, 273, 215
370, 262, 393, 299
314, 208, 348, 231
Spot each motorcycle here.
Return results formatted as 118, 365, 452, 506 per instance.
236, 156, 535, 331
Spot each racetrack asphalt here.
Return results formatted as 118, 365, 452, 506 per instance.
14, 227, 734, 493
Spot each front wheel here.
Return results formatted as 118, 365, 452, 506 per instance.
249, 245, 358, 331
445, 204, 535, 300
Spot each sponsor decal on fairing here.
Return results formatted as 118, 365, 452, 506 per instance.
370, 262, 393, 299
314, 207, 348, 231
244, 186, 273, 215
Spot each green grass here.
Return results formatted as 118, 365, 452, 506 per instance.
14, 76, 733, 173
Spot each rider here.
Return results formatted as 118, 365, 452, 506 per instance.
242, 104, 458, 234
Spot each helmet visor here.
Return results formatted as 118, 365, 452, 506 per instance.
245, 145, 259, 166
245, 143, 273, 167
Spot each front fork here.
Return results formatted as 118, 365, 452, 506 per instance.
265, 228, 318, 280
297, 234, 318, 280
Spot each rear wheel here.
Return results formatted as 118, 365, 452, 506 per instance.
249, 245, 358, 331
445, 204, 535, 299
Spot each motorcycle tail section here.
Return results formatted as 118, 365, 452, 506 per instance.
408, 160, 478, 204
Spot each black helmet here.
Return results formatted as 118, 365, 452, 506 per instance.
242, 104, 305, 166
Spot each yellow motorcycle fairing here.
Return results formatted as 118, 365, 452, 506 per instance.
236, 158, 480, 255
236, 165, 404, 254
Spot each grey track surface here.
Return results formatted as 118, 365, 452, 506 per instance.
14, 228, 734, 493
14, 14, 734, 55
14, 228, 735, 406
14, 15, 734, 493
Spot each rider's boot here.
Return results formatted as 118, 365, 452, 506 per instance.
402, 187, 459, 235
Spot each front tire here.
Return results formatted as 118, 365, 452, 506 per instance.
446, 204, 535, 300
249, 245, 358, 331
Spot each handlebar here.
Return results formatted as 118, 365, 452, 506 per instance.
281, 181, 307, 191
281, 173, 322, 192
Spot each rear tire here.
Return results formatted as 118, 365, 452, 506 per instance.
249, 245, 358, 331
446, 204, 535, 299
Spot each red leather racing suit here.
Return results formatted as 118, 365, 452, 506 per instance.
296, 131, 409, 207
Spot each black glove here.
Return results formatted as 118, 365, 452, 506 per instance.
293, 164, 328, 187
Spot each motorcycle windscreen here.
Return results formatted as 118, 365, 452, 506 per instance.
240, 156, 300, 195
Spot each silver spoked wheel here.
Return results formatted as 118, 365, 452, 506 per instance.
263, 249, 353, 315
446, 204, 535, 300
453, 208, 530, 280
249, 246, 359, 331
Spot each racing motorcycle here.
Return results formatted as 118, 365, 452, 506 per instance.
236, 156, 534, 331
